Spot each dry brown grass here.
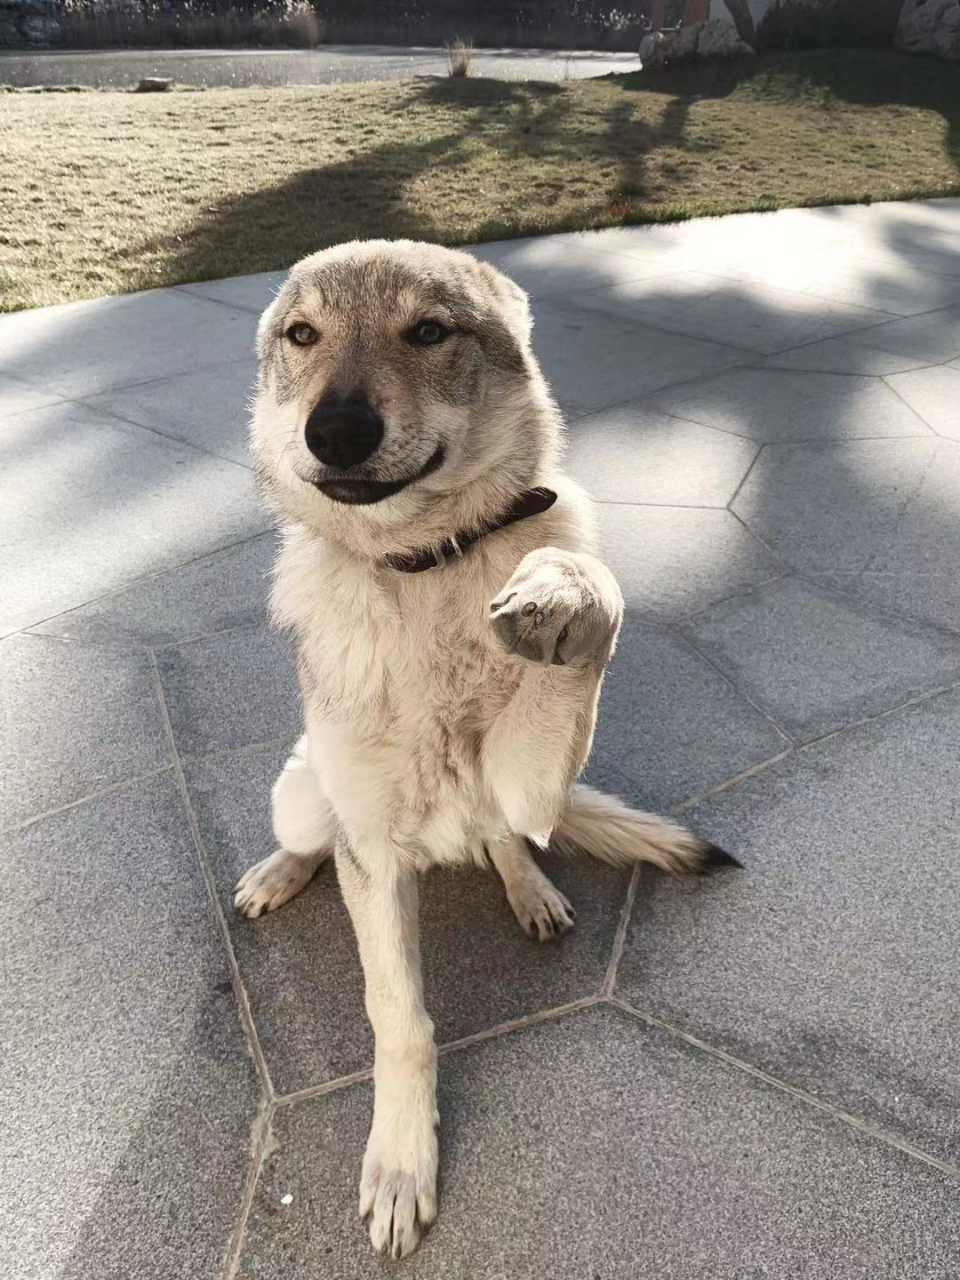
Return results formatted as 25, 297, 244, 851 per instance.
1, 50, 958, 312
445, 38, 474, 78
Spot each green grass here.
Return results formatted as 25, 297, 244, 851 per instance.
1, 49, 958, 311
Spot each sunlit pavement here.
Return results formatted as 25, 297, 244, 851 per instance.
3, 198, 960, 1278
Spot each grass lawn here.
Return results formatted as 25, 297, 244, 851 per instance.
1, 49, 959, 311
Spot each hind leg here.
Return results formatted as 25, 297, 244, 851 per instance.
234, 735, 335, 919
488, 834, 576, 942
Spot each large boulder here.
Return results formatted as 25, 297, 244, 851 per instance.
896, 0, 960, 59
0, 0, 59, 46
697, 16, 754, 56
640, 17, 754, 66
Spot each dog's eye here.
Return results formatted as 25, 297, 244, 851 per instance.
408, 320, 449, 347
287, 323, 318, 347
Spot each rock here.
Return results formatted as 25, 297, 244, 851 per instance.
0, 0, 58, 45
896, 0, 960, 60
639, 30, 667, 68
696, 16, 754, 57
641, 17, 754, 66
135, 77, 173, 92
672, 22, 702, 58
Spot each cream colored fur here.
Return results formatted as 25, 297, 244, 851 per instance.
235, 239, 726, 1259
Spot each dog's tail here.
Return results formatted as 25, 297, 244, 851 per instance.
551, 784, 741, 876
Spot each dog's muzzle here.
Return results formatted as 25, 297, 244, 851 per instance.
304, 397, 384, 471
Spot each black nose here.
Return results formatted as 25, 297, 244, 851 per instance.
304, 398, 384, 470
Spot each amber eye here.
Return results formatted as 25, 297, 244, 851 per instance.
408, 320, 449, 346
287, 322, 318, 347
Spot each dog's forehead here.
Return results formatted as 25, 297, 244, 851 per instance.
287, 251, 479, 319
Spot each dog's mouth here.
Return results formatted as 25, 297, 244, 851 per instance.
311, 445, 445, 506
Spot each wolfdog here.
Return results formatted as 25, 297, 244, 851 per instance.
236, 239, 737, 1258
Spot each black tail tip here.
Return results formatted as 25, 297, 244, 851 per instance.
701, 841, 743, 871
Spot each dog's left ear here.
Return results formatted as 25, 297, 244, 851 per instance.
476, 263, 533, 345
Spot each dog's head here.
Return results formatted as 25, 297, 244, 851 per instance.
250, 239, 554, 544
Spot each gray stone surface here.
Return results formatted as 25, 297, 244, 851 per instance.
85, 357, 259, 467
567, 404, 757, 505
841, 305, 960, 365
466, 237, 657, 301
580, 271, 894, 355
596, 503, 782, 622
178, 271, 288, 314
816, 570, 960, 638
156, 622, 300, 758
0, 371, 62, 419
0, 287, 257, 399
886, 365, 960, 441
763, 334, 933, 375
592, 621, 787, 811
531, 299, 747, 414
897, 0, 960, 59
5, 201, 960, 1277
0, 400, 268, 635
0, 773, 259, 1280
648, 367, 932, 442
683, 577, 960, 742
30, 532, 276, 650
0, 634, 169, 829
238, 1006, 960, 1280
618, 689, 960, 1166
187, 743, 630, 1094
732, 437, 944, 573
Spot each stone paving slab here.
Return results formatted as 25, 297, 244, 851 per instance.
529, 299, 747, 414
0, 773, 259, 1280
156, 622, 300, 758
647, 366, 933, 442
731, 437, 947, 574
0, 288, 257, 398
681, 577, 960, 743
0, 399, 268, 636
237, 1007, 960, 1280
85, 357, 260, 467
29, 532, 277, 650
567, 404, 758, 505
595, 503, 783, 622
3, 198, 960, 1278
617, 690, 960, 1168
187, 744, 629, 1094
0, 634, 169, 829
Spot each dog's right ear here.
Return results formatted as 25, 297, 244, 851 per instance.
475, 262, 533, 346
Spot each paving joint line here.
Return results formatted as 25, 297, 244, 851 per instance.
76, 397, 255, 473
724, 440, 765, 511
669, 748, 794, 816
1, 763, 176, 837
879, 374, 943, 437
275, 998, 603, 1108
602, 866, 638, 997
4, 528, 275, 643
671, 625, 796, 747
148, 651, 275, 1100
222, 1099, 275, 1280
608, 997, 960, 1185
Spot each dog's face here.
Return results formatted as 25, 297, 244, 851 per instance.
251, 240, 537, 529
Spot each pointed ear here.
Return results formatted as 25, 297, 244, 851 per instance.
475, 261, 533, 345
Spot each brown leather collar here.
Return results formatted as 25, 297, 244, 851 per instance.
384, 487, 558, 574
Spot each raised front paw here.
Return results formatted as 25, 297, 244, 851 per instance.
489, 547, 623, 667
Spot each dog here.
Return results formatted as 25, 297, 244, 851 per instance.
235, 239, 737, 1259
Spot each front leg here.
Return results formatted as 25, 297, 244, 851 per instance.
483, 548, 624, 847
489, 546, 623, 668
336, 841, 438, 1260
